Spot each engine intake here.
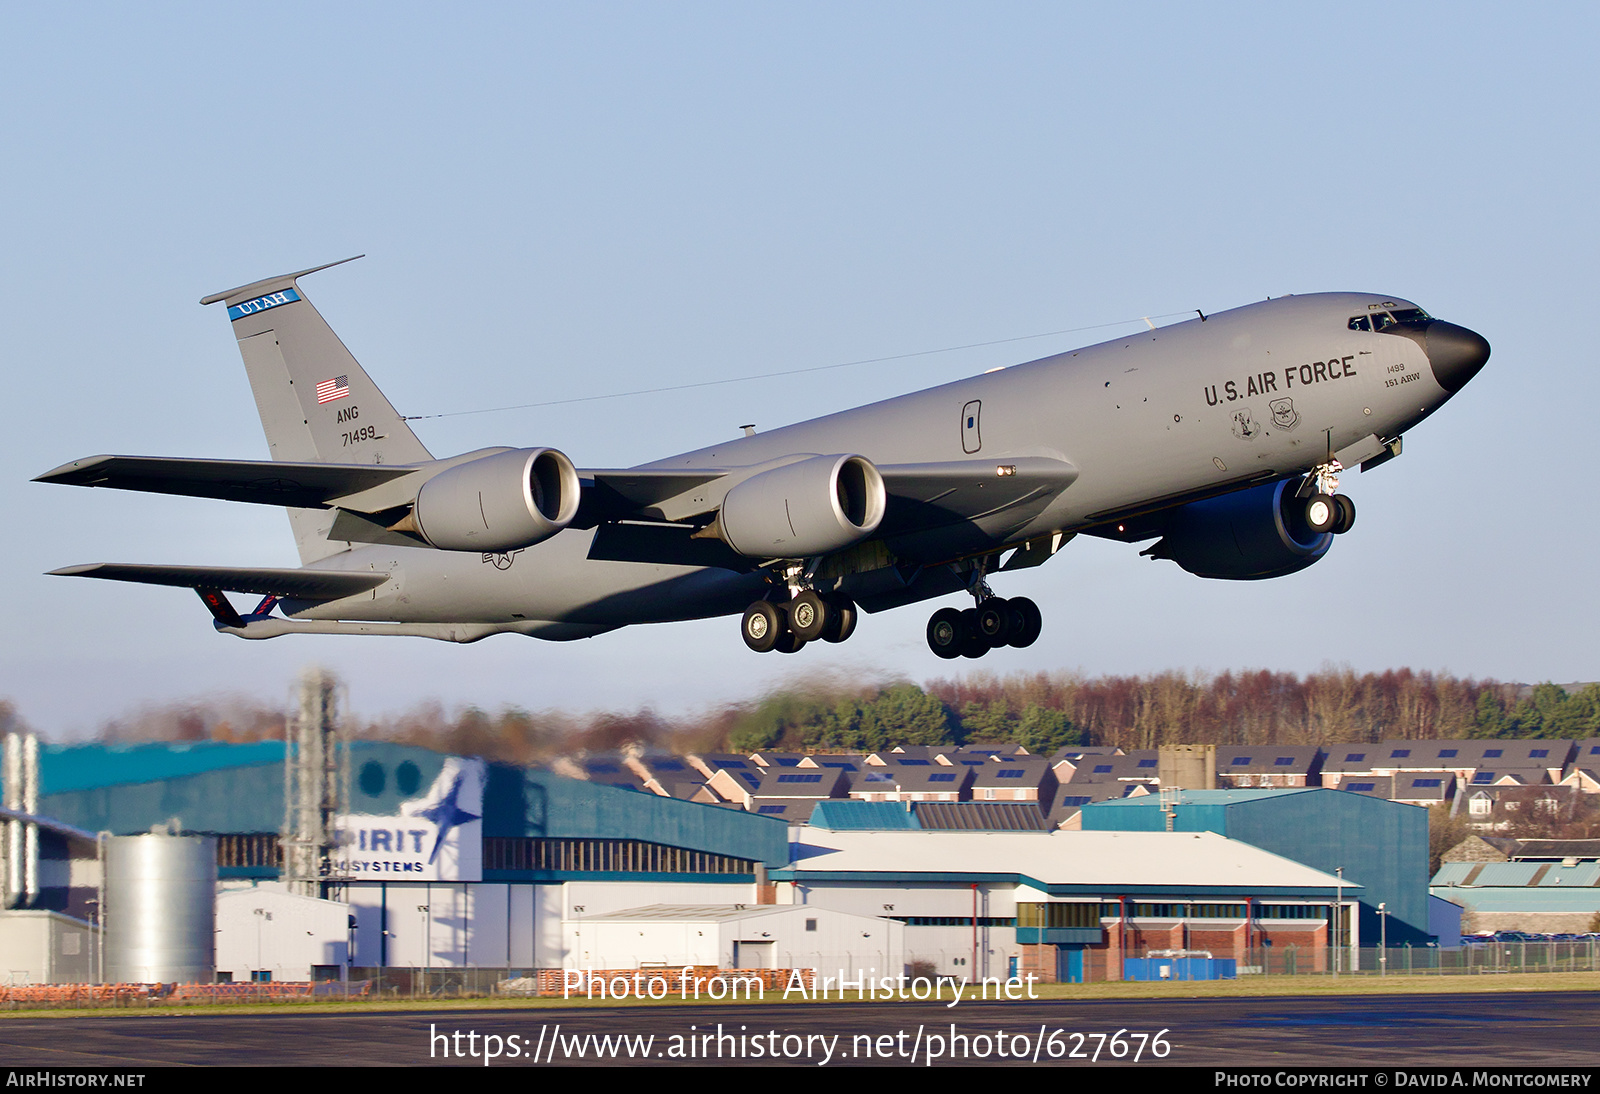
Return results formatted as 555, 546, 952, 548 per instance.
719, 454, 887, 559
412, 448, 580, 552
1145, 478, 1331, 580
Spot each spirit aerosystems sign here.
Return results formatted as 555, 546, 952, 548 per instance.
334, 757, 485, 881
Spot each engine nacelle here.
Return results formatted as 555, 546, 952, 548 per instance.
719, 454, 887, 558
1147, 478, 1332, 580
412, 448, 580, 552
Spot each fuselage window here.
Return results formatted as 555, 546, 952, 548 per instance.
1388, 307, 1431, 323
1348, 316, 1371, 332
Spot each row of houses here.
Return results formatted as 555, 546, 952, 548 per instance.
544, 738, 1600, 826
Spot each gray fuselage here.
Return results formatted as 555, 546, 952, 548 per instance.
293, 292, 1447, 635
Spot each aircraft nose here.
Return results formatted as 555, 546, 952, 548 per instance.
1422, 320, 1490, 393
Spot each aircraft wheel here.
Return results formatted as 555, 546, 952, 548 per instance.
959, 608, 989, 658
822, 597, 857, 643
787, 591, 828, 642
774, 629, 807, 654
1333, 494, 1356, 535
976, 598, 1012, 647
926, 607, 965, 659
1007, 596, 1042, 648
741, 601, 782, 653
1304, 493, 1338, 534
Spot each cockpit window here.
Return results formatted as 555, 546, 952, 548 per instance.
1355, 307, 1432, 333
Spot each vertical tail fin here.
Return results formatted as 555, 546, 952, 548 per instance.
202, 257, 434, 563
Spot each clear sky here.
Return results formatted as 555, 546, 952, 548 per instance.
2, 3, 1594, 736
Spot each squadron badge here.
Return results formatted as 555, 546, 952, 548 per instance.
1270, 397, 1299, 430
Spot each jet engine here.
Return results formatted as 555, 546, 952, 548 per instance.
1144, 478, 1331, 580
411, 447, 580, 552
718, 454, 887, 558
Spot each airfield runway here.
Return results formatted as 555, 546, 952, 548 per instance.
4, 990, 1599, 1068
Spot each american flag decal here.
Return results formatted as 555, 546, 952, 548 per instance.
315, 375, 351, 404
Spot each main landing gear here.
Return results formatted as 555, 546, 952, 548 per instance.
1299, 460, 1357, 536
741, 591, 858, 654
925, 579, 1042, 660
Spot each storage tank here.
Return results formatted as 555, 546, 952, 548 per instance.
105, 830, 216, 983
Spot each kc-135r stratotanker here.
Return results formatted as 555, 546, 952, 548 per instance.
37, 258, 1490, 659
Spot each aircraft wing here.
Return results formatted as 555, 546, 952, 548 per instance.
47, 563, 387, 599
876, 456, 1078, 532
576, 468, 729, 525
34, 455, 415, 509
585, 455, 1077, 567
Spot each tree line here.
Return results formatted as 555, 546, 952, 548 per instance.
21, 668, 1597, 767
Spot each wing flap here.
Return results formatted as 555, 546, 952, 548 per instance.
48, 563, 387, 600
34, 455, 417, 509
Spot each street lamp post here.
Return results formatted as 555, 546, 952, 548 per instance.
1332, 868, 1344, 977
1379, 902, 1388, 975
418, 904, 431, 996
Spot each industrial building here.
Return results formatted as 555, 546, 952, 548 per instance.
1077, 787, 1431, 946
1433, 837, 1600, 934
783, 808, 1362, 982
0, 702, 1436, 986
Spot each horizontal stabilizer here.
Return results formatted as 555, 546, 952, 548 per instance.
34, 455, 416, 510
48, 563, 387, 600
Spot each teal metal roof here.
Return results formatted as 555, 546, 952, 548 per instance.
1431, 862, 1600, 888
810, 801, 921, 831
41, 741, 284, 795
37, 740, 790, 867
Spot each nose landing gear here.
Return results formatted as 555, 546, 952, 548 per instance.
1299, 460, 1357, 536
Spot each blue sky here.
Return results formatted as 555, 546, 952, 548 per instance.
3, 4, 1595, 735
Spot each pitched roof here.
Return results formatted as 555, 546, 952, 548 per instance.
914, 802, 1049, 831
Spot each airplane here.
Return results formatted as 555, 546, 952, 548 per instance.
36, 258, 1489, 660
